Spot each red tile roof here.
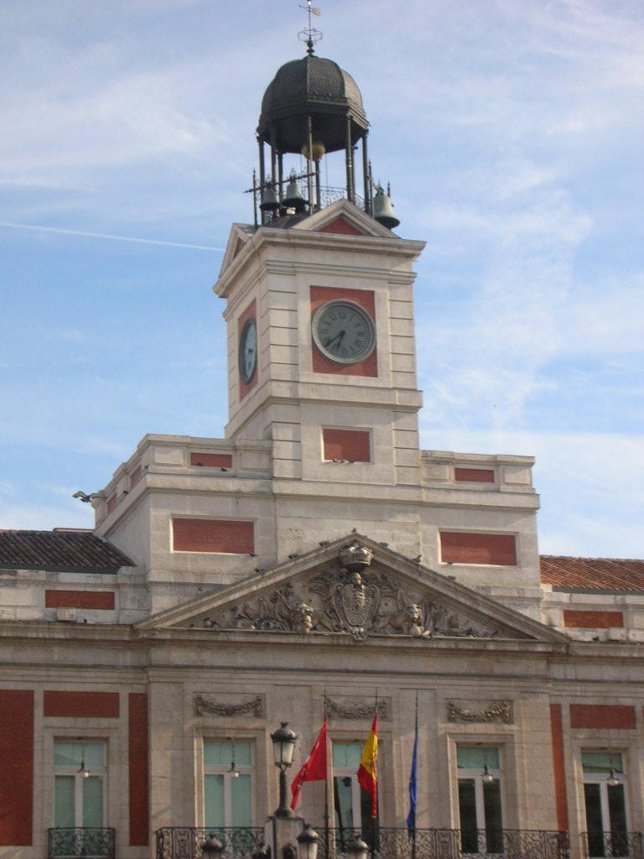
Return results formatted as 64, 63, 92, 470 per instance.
541, 555, 644, 592
0, 529, 134, 574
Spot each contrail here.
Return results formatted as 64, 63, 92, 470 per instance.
0, 221, 224, 252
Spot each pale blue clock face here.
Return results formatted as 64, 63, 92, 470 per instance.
239, 318, 257, 383
312, 300, 376, 364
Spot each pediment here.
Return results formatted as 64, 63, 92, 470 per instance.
292, 199, 396, 239
219, 223, 254, 276
138, 534, 568, 646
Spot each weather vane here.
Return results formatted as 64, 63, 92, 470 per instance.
298, 0, 322, 55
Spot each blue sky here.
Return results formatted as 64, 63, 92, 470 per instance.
1, 0, 643, 558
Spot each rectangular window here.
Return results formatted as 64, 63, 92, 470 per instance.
53, 741, 106, 829
332, 742, 378, 849
582, 753, 628, 858
204, 740, 253, 829
457, 746, 503, 854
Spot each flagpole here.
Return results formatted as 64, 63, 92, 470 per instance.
406, 692, 419, 859
324, 690, 329, 859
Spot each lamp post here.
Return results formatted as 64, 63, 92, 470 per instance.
296, 824, 319, 859
202, 835, 224, 859
347, 837, 369, 859
271, 722, 298, 819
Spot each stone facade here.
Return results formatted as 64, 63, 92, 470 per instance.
1, 41, 643, 859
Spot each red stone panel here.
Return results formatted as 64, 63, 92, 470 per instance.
128, 693, 149, 846
454, 467, 495, 483
323, 428, 371, 462
550, 704, 569, 832
440, 531, 517, 566
45, 590, 115, 610
310, 286, 378, 377
0, 690, 34, 845
563, 610, 624, 628
190, 452, 233, 468
43, 691, 120, 718
570, 704, 636, 730
172, 519, 254, 554
320, 217, 363, 236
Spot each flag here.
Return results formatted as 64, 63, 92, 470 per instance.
357, 713, 379, 818
290, 720, 328, 810
406, 726, 418, 832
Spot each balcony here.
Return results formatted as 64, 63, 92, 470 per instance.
156, 827, 266, 859
48, 828, 115, 859
156, 827, 569, 859
582, 832, 643, 859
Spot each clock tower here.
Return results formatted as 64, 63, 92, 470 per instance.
93, 27, 542, 612
216, 47, 426, 491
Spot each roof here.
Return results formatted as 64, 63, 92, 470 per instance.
0, 529, 135, 574
541, 555, 644, 592
258, 55, 368, 153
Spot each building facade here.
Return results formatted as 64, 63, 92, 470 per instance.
1, 38, 644, 859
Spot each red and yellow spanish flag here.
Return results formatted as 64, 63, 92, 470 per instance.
357, 713, 379, 818
290, 720, 328, 810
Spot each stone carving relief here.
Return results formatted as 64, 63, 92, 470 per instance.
194, 541, 499, 641
194, 694, 265, 718
447, 699, 514, 724
327, 697, 391, 720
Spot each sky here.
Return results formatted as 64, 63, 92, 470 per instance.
1, 0, 643, 559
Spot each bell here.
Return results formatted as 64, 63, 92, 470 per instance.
373, 183, 400, 230
282, 175, 306, 212
260, 183, 280, 212
301, 141, 326, 162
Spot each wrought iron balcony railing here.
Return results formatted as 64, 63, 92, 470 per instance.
156, 827, 266, 859
319, 827, 569, 859
582, 831, 643, 859
48, 827, 115, 859
155, 826, 570, 859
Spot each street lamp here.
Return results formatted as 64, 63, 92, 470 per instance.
296, 824, 319, 859
347, 836, 369, 859
202, 835, 224, 859
271, 722, 298, 818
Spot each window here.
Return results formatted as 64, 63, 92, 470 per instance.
457, 746, 503, 854
204, 740, 252, 829
54, 741, 106, 828
332, 742, 378, 848
582, 752, 628, 858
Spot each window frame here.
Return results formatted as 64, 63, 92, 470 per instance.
202, 738, 254, 829
52, 739, 107, 829
455, 745, 505, 855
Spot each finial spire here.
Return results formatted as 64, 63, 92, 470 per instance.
298, 1, 322, 55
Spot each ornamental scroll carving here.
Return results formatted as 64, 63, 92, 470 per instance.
447, 700, 514, 724
327, 697, 391, 721
194, 541, 498, 642
194, 695, 265, 718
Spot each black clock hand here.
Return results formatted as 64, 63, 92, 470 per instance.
324, 330, 346, 349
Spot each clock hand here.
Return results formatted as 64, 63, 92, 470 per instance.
324, 330, 346, 349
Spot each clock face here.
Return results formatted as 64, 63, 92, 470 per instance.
311, 300, 376, 365
239, 318, 257, 384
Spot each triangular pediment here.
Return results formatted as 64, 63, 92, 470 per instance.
291, 198, 397, 239
219, 223, 255, 277
137, 534, 568, 646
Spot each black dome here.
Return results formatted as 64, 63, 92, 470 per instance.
258, 55, 369, 154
